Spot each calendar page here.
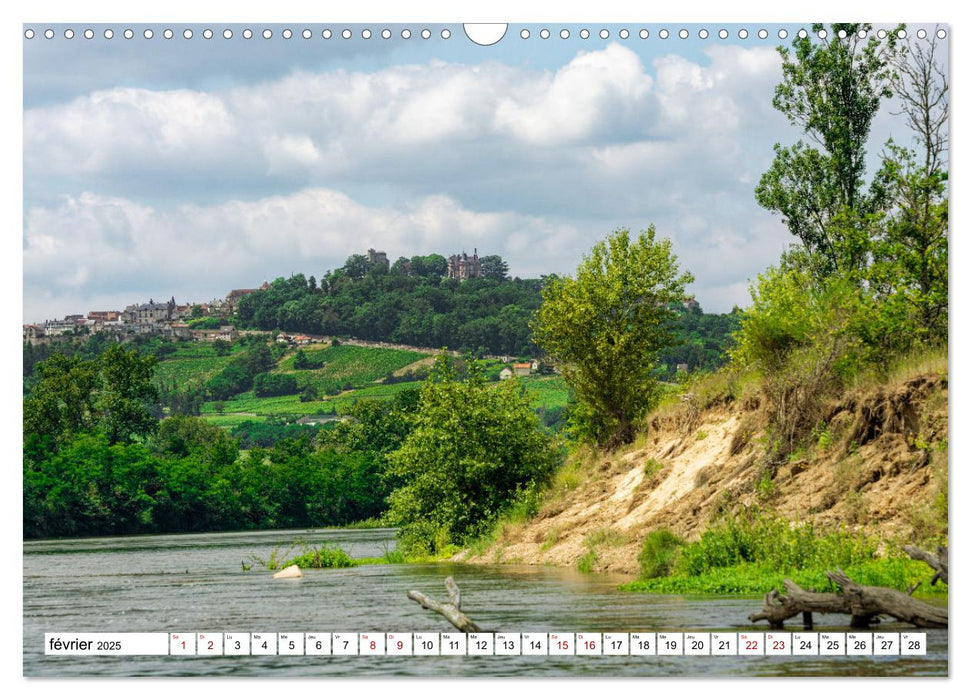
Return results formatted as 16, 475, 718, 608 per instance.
20, 4, 950, 684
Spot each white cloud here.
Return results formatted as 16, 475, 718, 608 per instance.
25, 43, 664, 186
494, 43, 654, 145
25, 88, 239, 174
652, 46, 781, 134
23, 188, 596, 322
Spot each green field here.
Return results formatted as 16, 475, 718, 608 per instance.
202, 381, 423, 418
200, 413, 269, 430
276, 344, 431, 390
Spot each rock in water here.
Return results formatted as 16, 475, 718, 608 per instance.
272, 564, 303, 579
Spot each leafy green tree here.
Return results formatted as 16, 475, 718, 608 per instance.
532, 227, 693, 447
387, 353, 558, 553
342, 254, 370, 280
756, 23, 900, 273
24, 433, 163, 537
23, 354, 98, 445
253, 372, 299, 397
730, 264, 868, 456
95, 345, 159, 444
24, 347, 158, 447
292, 348, 310, 369
868, 30, 949, 346
480, 254, 510, 281
152, 414, 239, 466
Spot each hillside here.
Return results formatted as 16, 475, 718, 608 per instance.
147, 340, 571, 434
463, 358, 948, 576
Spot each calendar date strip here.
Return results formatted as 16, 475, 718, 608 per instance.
44, 632, 928, 657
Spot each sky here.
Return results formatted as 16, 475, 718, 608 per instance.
22, 21, 946, 323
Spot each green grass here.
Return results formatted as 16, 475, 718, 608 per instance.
520, 375, 570, 410
638, 529, 683, 579
201, 413, 268, 430
620, 506, 949, 597
283, 544, 356, 569
159, 341, 567, 431
620, 558, 949, 596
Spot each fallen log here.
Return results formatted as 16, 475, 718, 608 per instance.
749, 569, 947, 629
749, 579, 852, 629
407, 576, 482, 633
827, 569, 947, 628
903, 545, 948, 585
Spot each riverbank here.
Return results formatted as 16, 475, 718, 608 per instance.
461, 357, 947, 578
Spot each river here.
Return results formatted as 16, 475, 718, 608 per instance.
23, 528, 947, 677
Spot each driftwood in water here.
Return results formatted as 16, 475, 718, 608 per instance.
749, 569, 947, 629
903, 545, 948, 585
828, 570, 948, 628
407, 576, 482, 633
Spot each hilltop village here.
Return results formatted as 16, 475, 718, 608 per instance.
23, 248, 499, 346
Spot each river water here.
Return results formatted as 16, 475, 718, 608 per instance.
23, 528, 947, 677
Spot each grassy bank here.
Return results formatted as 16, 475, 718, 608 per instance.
621, 558, 947, 595
621, 508, 948, 596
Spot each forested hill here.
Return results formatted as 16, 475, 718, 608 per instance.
237, 254, 543, 357
235, 253, 740, 373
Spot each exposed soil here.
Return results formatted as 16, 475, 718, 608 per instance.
461, 372, 948, 576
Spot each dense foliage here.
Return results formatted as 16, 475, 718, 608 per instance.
533, 227, 693, 447
621, 508, 947, 595
22, 344, 413, 538
658, 306, 741, 379
387, 353, 560, 555
253, 372, 299, 397
236, 257, 544, 357
24, 345, 158, 448
23, 414, 391, 538
206, 342, 276, 399
737, 24, 948, 459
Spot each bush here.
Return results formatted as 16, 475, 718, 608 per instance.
283, 544, 356, 569
253, 372, 299, 397
638, 529, 683, 579
532, 227, 693, 447
387, 353, 560, 554
673, 507, 876, 577
731, 262, 868, 457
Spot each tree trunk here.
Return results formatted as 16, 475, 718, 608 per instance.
903, 545, 948, 585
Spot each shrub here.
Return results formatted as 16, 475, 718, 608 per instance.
253, 372, 299, 397
283, 543, 356, 569
673, 507, 876, 577
638, 529, 683, 579
731, 263, 868, 457
387, 353, 560, 554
